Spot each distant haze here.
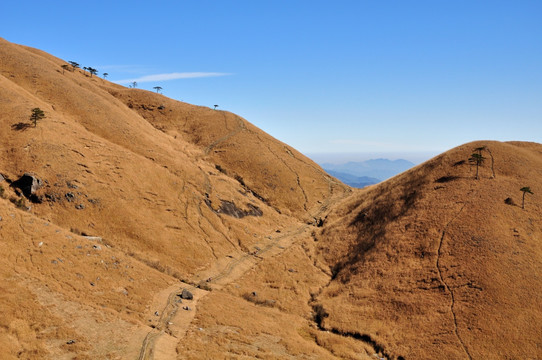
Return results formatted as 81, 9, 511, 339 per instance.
306, 152, 437, 165
312, 156, 418, 188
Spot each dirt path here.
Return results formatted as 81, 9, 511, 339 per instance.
137, 181, 351, 360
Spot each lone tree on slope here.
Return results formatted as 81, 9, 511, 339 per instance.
103, 73, 109, 79
469, 153, 485, 180
61, 64, 69, 74
153, 86, 162, 93
214, 104, 219, 110
520, 186, 533, 210
30, 108, 46, 127
87, 67, 98, 77
131, 81, 137, 88
68, 61, 80, 71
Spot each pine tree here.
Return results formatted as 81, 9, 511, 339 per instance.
30, 108, 46, 127
469, 153, 485, 179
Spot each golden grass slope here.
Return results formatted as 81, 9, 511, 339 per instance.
0, 37, 347, 358
314, 140, 542, 359
0, 36, 344, 274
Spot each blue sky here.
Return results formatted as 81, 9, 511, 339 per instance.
2, 1, 541, 163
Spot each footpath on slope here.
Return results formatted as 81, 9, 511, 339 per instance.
136, 184, 351, 360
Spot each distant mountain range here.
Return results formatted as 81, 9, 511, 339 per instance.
321, 158, 415, 188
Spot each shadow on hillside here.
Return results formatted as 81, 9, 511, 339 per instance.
11, 122, 32, 131
329, 167, 432, 281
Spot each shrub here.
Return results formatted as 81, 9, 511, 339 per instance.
242, 292, 276, 307
10, 196, 27, 210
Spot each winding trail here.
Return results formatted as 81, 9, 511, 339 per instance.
136, 176, 350, 359
435, 203, 473, 360
203, 114, 246, 156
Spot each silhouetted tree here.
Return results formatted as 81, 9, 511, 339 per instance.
131, 81, 137, 88
469, 153, 485, 179
68, 61, 79, 71
88, 67, 97, 77
214, 104, 219, 110
30, 108, 46, 127
153, 86, 162, 93
61, 64, 69, 74
103, 73, 109, 79
520, 186, 533, 209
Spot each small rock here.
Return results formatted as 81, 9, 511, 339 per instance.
154, 311, 159, 316
65, 192, 75, 202
90, 282, 95, 286
183, 306, 191, 311
66, 340, 76, 345
75, 203, 85, 210
92, 244, 102, 250
251, 291, 257, 297
180, 288, 193, 300
66, 181, 78, 189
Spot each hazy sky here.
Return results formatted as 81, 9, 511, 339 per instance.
2, 1, 541, 163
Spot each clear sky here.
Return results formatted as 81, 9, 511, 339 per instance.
2, 1, 541, 163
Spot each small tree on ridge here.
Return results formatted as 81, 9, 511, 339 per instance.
520, 186, 533, 209
88, 67, 97, 77
68, 61, 79, 71
469, 153, 485, 180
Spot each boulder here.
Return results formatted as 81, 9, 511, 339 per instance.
12, 173, 43, 197
180, 288, 193, 300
